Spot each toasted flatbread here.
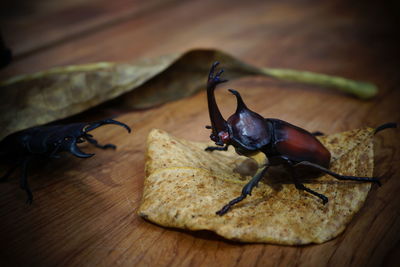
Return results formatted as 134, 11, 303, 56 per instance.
138, 128, 375, 244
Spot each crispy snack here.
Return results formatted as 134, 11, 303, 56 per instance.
138, 128, 375, 244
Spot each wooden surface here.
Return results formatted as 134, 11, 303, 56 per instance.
0, 0, 399, 266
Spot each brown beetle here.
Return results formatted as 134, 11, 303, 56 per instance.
205, 62, 396, 216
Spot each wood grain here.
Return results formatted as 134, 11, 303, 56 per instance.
0, 0, 399, 266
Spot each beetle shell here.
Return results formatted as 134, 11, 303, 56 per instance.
227, 109, 271, 151
271, 119, 331, 168
226, 89, 271, 151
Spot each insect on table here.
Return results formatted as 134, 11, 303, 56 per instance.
205, 62, 396, 216
0, 119, 131, 203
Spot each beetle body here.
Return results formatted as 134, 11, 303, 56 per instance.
222, 89, 331, 168
206, 62, 395, 215
262, 118, 331, 168
0, 119, 131, 203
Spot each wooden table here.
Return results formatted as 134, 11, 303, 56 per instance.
1, 0, 399, 266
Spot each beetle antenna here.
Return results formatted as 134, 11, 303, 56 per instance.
374, 122, 397, 134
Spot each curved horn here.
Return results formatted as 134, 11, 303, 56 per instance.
207, 62, 228, 144
84, 119, 131, 133
228, 89, 248, 114
69, 138, 94, 158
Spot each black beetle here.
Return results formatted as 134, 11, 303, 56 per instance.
0, 119, 131, 203
205, 62, 396, 216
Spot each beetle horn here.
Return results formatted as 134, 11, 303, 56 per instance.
228, 88, 264, 119
228, 89, 248, 113
84, 119, 131, 133
69, 138, 94, 158
207, 62, 228, 145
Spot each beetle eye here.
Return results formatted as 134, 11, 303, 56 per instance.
219, 132, 230, 143
83, 124, 91, 133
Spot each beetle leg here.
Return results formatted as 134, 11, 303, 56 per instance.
287, 164, 328, 204
294, 161, 381, 185
293, 181, 328, 204
311, 131, 324, 136
216, 164, 269, 216
0, 163, 19, 182
85, 135, 116, 150
19, 159, 33, 204
374, 122, 396, 134
205, 145, 229, 152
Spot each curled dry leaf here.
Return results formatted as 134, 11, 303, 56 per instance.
138, 127, 375, 244
0, 49, 377, 140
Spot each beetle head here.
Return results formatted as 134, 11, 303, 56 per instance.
51, 119, 131, 158
44, 123, 95, 158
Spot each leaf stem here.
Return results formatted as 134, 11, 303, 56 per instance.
260, 68, 378, 99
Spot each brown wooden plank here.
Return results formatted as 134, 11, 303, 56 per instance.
1, 0, 398, 81
0, 0, 399, 266
1, 0, 179, 58
0, 1, 380, 77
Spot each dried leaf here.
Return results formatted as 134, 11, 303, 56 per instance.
0, 49, 377, 140
138, 128, 375, 244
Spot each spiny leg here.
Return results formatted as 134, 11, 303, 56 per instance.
374, 122, 396, 134
294, 161, 381, 185
205, 145, 229, 152
85, 134, 116, 150
216, 164, 269, 216
19, 159, 33, 204
311, 131, 324, 136
287, 163, 328, 204
0, 163, 19, 182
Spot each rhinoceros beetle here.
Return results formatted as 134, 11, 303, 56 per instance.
0, 119, 131, 203
205, 62, 396, 216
